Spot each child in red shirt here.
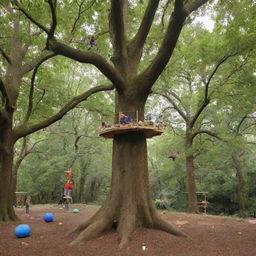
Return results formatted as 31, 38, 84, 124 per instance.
64, 179, 74, 196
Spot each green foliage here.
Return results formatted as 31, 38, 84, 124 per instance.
17, 107, 112, 204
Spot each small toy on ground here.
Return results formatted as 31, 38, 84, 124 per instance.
15, 224, 31, 238
73, 209, 79, 214
43, 213, 54, 222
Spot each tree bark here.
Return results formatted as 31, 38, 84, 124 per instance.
0, 109, 18, 221
186, 155, 199, 213
185, 135, 199, 213
232, 153, 246, 217
75, 157, 90, 203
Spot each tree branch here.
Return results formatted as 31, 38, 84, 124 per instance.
240, 121, 256, 134
189, 98, 210, 129
161, 0, 173, 31
0, 78, 8, 99
204, 54, 237, 100
14, 137, 46, 173
138, 0, 208, 94
49, 40, 125, 92
129, 0, 160, 58
69, 0, 96, 42
189, 53, 236, 129
184, 0, 208, 14
191, 129, 223, 142
157, 92, 188, 123
14, 0, 57, 49
47, 0, 57, 40
109, 0, 127, 67
209, 53, 250, 98
0, 47, 11, 64
22, 54, 56, 125
21, 52, 56, 76
70, 0, 87, 41
13, 137, 28, 174
236, 115, 247, 134
13, 84, 114, 140
13, 1, 50, 35
246, 141, 256, 145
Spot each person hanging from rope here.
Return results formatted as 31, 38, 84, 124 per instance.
63, 169, 75, 198
64, 179, 75, 198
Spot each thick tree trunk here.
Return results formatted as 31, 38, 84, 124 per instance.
185, 134, 199, 213
186, 154, 199, 213
0, 111, 18, 221
71, 132, 186, 246
12, 137, 27, 206
232, 153, 246, 217
71, 100, 186, 246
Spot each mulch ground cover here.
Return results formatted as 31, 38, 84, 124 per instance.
0, 204, 256, 256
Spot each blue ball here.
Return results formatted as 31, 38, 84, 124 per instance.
15, 224, 31, 238
43, 213, 54, 222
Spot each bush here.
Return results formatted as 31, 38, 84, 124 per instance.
154, 199, 167, 210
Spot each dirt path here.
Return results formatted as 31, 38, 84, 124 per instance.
0, 204, 255, 256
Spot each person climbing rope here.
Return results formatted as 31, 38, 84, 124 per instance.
63, 169, 75, 198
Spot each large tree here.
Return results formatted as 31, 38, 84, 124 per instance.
9, 0, 210, 246
16, 0, 210, 246
0, 3, 113, 221
155, 27, 246, 212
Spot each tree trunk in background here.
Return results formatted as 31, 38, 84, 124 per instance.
0, 110, 18, 221
232, 153, 246, 217
78, 174, 86, 203
12, 137, 28, 206
78, 160, 89, 203
185, 135, 199, 213
186, 154, 199, 213
88, 179, 100, 202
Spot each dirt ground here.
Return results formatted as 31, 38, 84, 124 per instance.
0, 204, 256, 256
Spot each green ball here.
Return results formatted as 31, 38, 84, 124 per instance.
73, 209, 79, 214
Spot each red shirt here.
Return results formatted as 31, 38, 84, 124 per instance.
64, 181, 74, 190
67, 172, 72, 180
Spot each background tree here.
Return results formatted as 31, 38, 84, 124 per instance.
153, 27, 243, 213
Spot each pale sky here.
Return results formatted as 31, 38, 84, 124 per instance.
193, 15, 215, 32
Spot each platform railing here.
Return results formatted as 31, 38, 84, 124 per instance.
100, 111, 164, 130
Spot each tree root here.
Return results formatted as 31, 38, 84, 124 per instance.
117, 212, 136, 248
70, 214, 113, 245
0, 208, 19, 221
69, 205, 188, 247
153, 215, 187, 238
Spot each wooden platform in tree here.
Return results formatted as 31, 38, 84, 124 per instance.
99, 126, 164, 139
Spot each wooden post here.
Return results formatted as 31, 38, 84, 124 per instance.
136, 110, 138, 123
